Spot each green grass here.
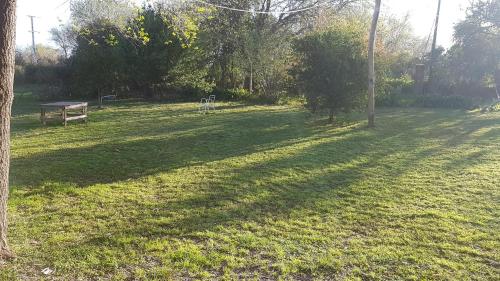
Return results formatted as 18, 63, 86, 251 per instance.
1, 91, 499, 280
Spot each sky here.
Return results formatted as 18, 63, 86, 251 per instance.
15, 0, 471, 50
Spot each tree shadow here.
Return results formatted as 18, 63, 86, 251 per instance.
9, 105, 500, 279
10, 108, 315, 188
66, 108, 500, 241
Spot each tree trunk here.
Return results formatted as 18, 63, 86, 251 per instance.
97, 88, 102, 108
495, 68, 500, 100
368, 0, 381, 128
329, 108, 335, 123
0, 0, 17, 259
249, 61, 253, 94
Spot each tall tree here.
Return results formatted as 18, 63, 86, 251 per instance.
198, 0, 356, 93
0, 0, 17, 259
50, 24, 77, 59
368, 0, 381, 127
443, 0, 500, 98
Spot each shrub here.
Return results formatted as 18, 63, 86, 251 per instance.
23, 64, 68, 86
414, 95, 478, 109
482, 101, 500, 112
376, 75, 415, 107
211, 88, 251, 101
14, 65, 26, 85
291, 24, 367, 121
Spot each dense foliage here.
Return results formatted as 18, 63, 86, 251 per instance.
67, 4, 210, 100
292, 24, 367, 121
428, 0, 500, 100
14, 0, 500, 109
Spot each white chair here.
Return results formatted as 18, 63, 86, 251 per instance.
199, 98, 209, 113
208, 95, 216, 110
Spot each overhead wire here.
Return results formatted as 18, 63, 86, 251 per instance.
190, 0, 333, 14
55, 0, 71, 10
421, 17, 436, 59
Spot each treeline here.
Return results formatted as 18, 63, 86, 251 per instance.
15, 0, 500, 112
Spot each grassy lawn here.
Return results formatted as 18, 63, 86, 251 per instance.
1, 91, 499, 280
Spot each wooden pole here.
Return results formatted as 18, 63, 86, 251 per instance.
495, 68, 500, 100
427, 0, 442, 93
414, 64, 425, 95
28, 15, 37, 64
368, 0, 381, 127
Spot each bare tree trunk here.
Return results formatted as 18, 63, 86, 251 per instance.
495, 68, 500, 100
249, 61, 253, 94
368, 0, 381, 128
329, 108, 335, 123
0, 0, 17, 259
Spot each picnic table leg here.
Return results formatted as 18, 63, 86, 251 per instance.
63, 107, 67, 127
83, 105, 87, 123
41, 108, 46, 125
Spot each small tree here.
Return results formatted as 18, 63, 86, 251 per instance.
71, 22, 127, 100
292, 25, 367, 122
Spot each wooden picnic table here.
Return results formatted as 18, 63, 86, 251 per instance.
40, 101, 88, 126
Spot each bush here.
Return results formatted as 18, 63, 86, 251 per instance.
14, 65, 26, 85
377, 92, 479, 110
482, 101, 500, 112
24, 64, 68, 86
211, 88, 250, 101
376, 75, 414, 106
291, 24, 367, 121
209, 88, 282, 104
414, 95, 478, 109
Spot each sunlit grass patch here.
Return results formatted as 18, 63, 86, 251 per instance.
2, 95, 499, 280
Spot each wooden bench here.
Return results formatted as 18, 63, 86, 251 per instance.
40, 102, 88, 126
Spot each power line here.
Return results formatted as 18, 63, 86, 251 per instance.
191, 0, 333, 14
55, 0, 71, 10
421, 18, 435, 59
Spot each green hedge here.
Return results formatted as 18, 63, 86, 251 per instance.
414, 95, 477, 109
377, 93, 479, 110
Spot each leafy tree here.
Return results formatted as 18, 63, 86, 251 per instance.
50, 24, 77, 59
69, 3, 209, 100
124, 5, 194, 96
429, 0, 500, 98
71, 22, 128, 99
197, 0, 357, 97
292, 24, 367, 122
70, 0, 135, 28
453, 0, 500, 98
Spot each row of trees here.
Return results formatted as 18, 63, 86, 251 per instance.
431, 0, 500, 99
37, 0, 422, 107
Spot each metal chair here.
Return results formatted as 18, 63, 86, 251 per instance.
208, 95, 216, 110
199, 98, 209, 113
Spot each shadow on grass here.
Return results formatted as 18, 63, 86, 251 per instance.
59, 109, 499, 246
11, 108, 314, 187
8, 102, 500, 279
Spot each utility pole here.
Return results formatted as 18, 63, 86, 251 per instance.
427, 0, 442, 93
27, 15, 37, 64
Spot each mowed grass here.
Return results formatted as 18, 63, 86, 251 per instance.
1, 92, 499, 280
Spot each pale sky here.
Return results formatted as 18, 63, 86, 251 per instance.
16, 0, 471, 49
